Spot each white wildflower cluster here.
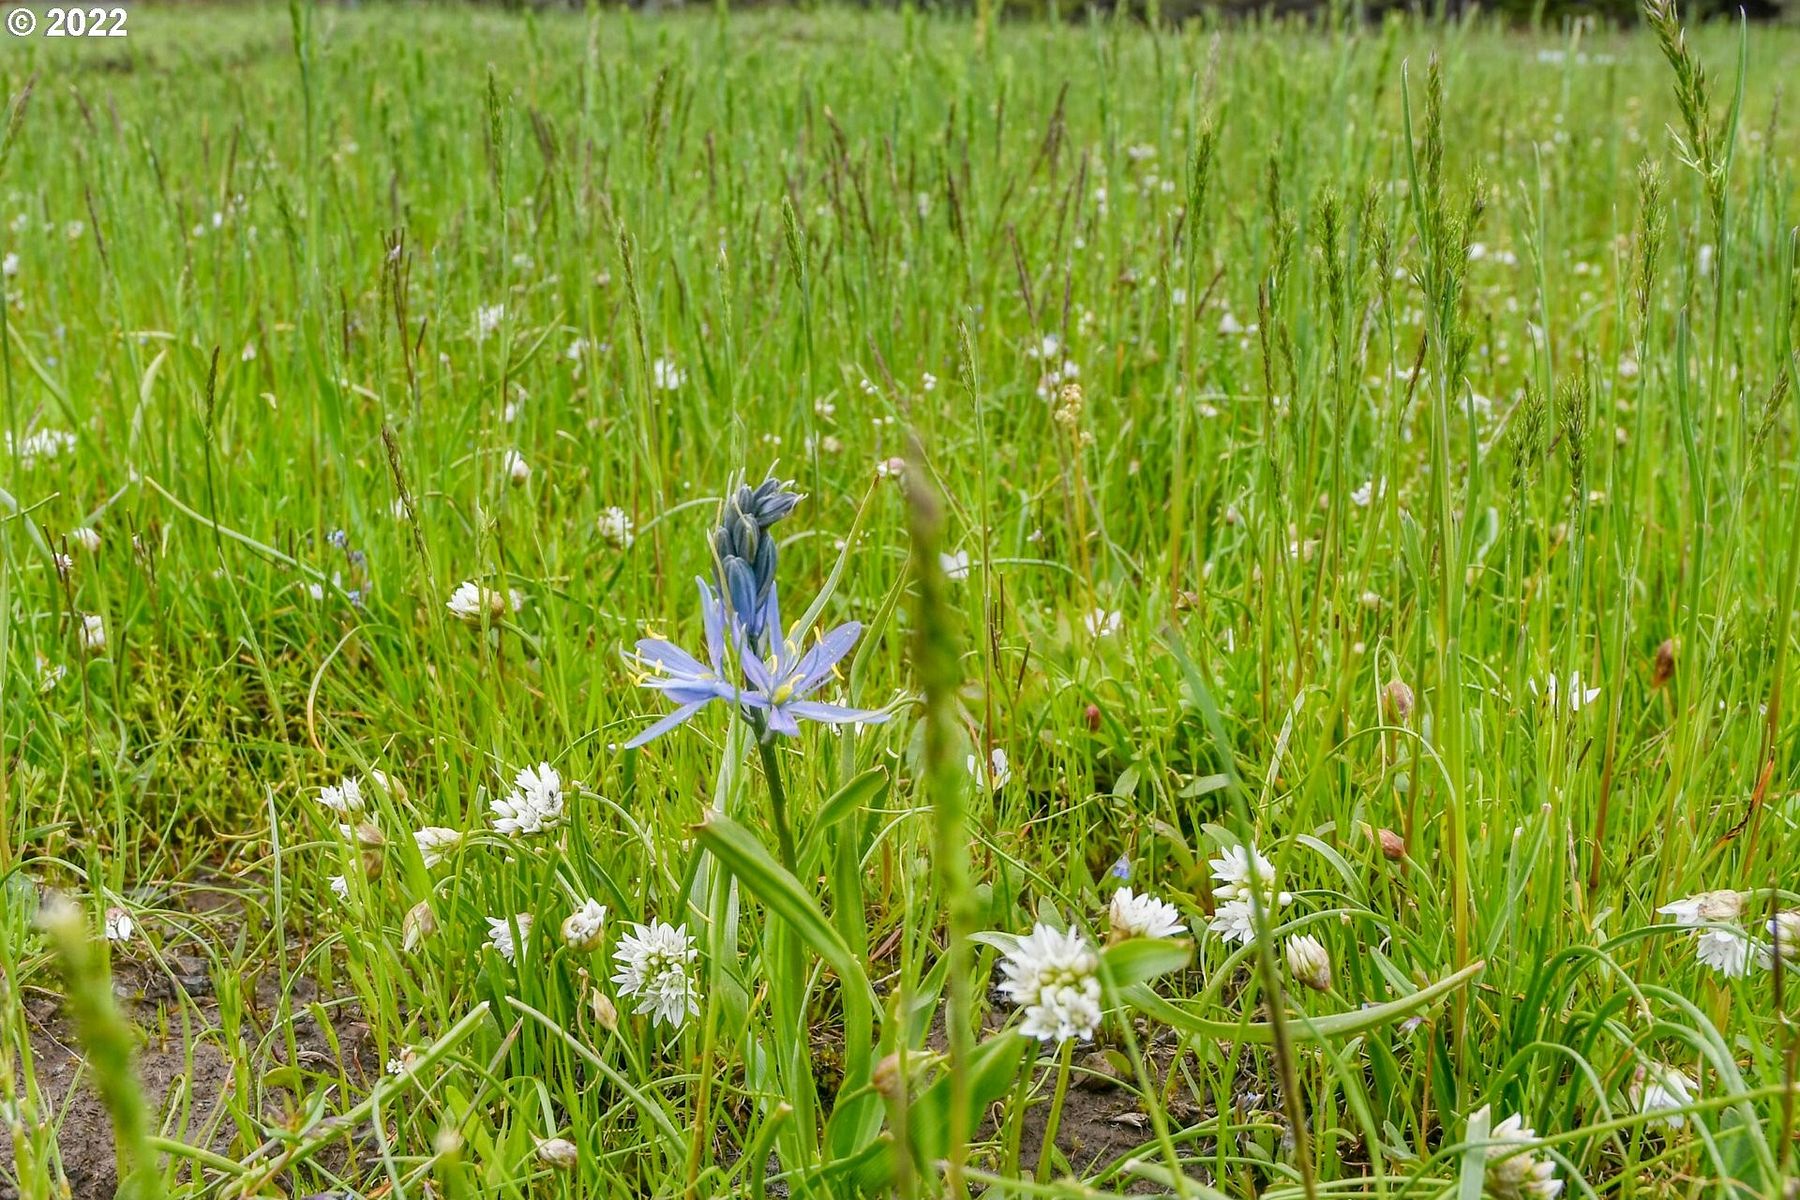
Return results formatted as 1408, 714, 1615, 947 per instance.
475, 304, 505, 339
1028, 333, 1080, 400
446, 580, 524, 624
1107, 888, 1187, 942
412, 826, 462, 869
485, 913, 533, 963
652, 356, 684, 391
561, 899, 606, 952
1084, 608, 1121, 638
1475, 1108, 1563, 1200
317, 770, 388, 815
596, 506, 635, 549
489, 762, 564, 836
998, 924, 1104, 1044
103, 906, 134, 943
610, 919, 700, 1028
1207, 843, 1292, 946
4, 427, 77, 469
1630, 1062, 1698, 1129
1657, 890, 1792, 977
994, 884, 1190, 1046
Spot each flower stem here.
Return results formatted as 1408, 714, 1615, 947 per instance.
1034, 1040, 1074, 1182
755, 734, 799, 875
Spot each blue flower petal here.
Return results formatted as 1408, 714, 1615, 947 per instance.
784, 699, 888, 726
623, 698, 716, 749
792, 622, 863, 696
633, 638, 712, 681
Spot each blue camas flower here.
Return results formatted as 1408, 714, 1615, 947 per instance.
623, 478, 887, 747
623, 579, 735, 748
737, 618, 887, 736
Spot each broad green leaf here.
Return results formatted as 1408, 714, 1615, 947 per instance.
694, 812, 875, 1006
800, 765, 888, 867
1100, 937, 1193, 987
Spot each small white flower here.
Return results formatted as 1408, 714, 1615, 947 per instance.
68, 527, 101, 553
596, 506, 635, 549
1108, 888, 1187, 942
1631, 1062, 1697, 1129
1478, 1109, 1562, 1200
329, 875, 350, 902
561, 899, 607, 952
940, 550, 971, 581
536, 1138, 579, 1171
317, 772, 387, 815
36, 653, 66, 693
966, 747, 1011, 792
53, 552, 73, 575
486, 913, 534, 964
1658, 891, 1761, 977
475, 304, 505, 339
103, 906, 134, 943
4, 428, 76, 471
412, 826, 462, 869
921, 371, 938, 391
1210, 843, 1281, 902
1694, 927, 1758, 977
1207, 899, 1260, 945
611, 919, 700, 1029
79, 613, 106, 653
446, 580, 523, 624
1285, 933, 1332, 992
1530, 671, 1601, 713
502, 449, 530, 485
1084, 608, 1122, 638
874, 456, 907, 480
1207, 843, 1291, 945
2, 252, 17, 277
490, 762, 564, 836
652, 357, 684, 391
1034, 358, 1080, 400
997, 923, 1103, 1044
1657, 890, 1744, 927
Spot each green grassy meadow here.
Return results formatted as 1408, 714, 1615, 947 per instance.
2, 3, 1799, 1197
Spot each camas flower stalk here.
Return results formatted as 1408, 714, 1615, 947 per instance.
622, 475, 890, 876
711, 475, 802, 652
